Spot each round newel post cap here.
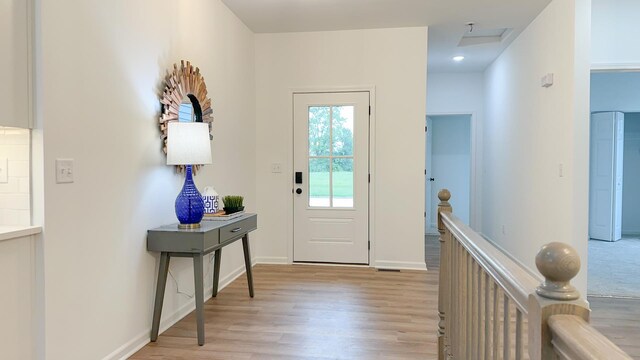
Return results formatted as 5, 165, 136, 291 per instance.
438, 189, 451, 202
535, 242, 581, 300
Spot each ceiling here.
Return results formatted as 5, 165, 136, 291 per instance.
221, 0, 552, 73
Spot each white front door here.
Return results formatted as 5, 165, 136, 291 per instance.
589, 112, 624, 241
293, 92, 370, 264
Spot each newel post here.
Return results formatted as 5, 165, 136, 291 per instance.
528, 242, 590, 360
437, 189, 452, 360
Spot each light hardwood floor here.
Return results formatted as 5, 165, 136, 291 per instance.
132, 236, 639, 359
131, 265, 439, 359
589, 296, 640, 359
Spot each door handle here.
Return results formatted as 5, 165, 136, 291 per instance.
296, 188, 302, 195
429, 178, 435, 182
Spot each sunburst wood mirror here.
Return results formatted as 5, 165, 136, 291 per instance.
159, 60, 213, 173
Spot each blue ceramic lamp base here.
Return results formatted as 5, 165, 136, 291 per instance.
175, 165, 205, 229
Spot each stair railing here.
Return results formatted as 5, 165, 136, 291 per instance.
436, 189, 631, 360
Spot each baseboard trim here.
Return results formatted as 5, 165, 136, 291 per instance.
373, 260, 427, 271
253, 256, 289, 264
102, 263, 248, 360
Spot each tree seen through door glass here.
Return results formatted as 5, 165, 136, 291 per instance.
332, 106, 354, 156
308, 106, 330, 156
308, 105, 355, 208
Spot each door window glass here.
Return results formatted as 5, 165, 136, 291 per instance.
308, 106, 355, 208
309, 158, 330, 207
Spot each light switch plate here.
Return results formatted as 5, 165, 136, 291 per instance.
56, 159, 74, 183
271, 163, 282, 173
0, 158, 7, 183
541, 73, 554, 88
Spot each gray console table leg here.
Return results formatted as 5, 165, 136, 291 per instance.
242, 234, 254, 298
193, 254, 205, 346
151, 252, 170, 342
212, 249, 221, 297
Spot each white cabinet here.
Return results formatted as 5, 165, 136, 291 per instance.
0, 0, 31, 129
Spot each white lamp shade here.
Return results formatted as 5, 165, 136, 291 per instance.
166, 122, 213, 165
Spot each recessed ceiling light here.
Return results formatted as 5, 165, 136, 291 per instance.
453, 56, 465, 62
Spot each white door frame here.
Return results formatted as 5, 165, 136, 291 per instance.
288, 86, 377, 266
591, 64, 640, 73
425, 112, 478, 230
588, 68, 640, 241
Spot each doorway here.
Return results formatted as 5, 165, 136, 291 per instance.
292, 92, 370, 264
588, 71, 640, 299
425, 114, 472, 234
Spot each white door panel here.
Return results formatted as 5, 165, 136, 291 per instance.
615, 118, 624, 239
589, 112, 624, 241
425, 116, 433, 233
293, 92, 369, 264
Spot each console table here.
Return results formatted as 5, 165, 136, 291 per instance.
147, 213, 257, 345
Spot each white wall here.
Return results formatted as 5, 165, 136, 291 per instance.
255, 27, 428, 270
429, 115, 471, 225
0, 127, 30, 226
174, 0, 257, 308
592, 0, 640, 69
426, 72, 484, 230
38, 1, 255, 359
482, 0, 591, 293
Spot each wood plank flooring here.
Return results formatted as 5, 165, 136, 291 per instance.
589, 296, 640, 359
131, 265, 438, 359
132, 236, 639, 359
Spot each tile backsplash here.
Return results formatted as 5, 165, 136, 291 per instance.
0, 127, 30, 226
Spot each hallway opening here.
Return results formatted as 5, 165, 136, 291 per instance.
425, 114, 471, 234
588, 71, 640, 299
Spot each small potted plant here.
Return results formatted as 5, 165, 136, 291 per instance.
222, 195, 244, 214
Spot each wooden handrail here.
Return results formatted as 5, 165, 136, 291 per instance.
548, 315, 632, 360
440, 211, 539, 313
436, 188, 632, 360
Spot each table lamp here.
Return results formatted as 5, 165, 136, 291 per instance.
167, 122, 212, 229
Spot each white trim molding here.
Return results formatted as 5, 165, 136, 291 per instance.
373, 260, 427, 271
591, 63, 640, 72
253, 256, 289, 264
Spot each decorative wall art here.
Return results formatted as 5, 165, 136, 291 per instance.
159, 60, 214, 173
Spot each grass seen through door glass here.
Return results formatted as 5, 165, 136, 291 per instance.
309, 171, 353, 198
